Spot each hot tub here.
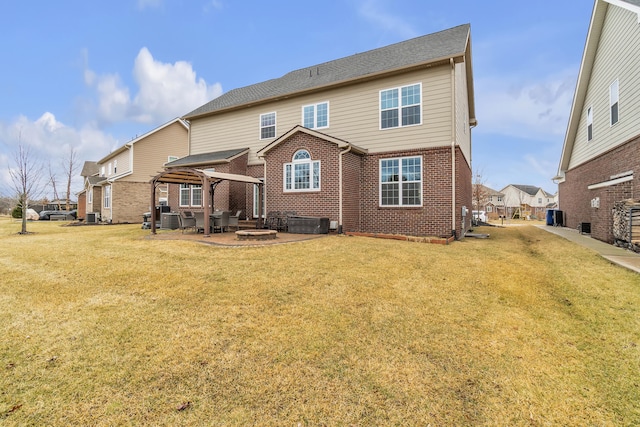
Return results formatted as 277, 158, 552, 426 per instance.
287, 216, 330, 234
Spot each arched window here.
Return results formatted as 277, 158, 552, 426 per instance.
284, 149, 320, 191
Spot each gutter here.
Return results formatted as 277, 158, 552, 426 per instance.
450, 58, 457, 238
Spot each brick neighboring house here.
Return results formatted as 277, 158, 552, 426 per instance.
81, 118, 189, 223
556, 0, 640, 243
168, 24, 477, 239
500, 185, 557, 219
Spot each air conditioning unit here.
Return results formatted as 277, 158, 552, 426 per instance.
86, 212, 99, 224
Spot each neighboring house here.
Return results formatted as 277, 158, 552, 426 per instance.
556, 0, 640, 243
500, 184, 557, 219
166, 24, 477, 239
77, 161, 100, 221
473, 185, 505, 220
82, 118, 189, 223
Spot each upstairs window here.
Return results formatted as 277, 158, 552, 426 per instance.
302, 102, 329, 129
610, 79, 619, 126
379, 156, 422, 206
284, 149, 320, 192
380, 83, 421, 129
587, 106, 593, 141
260, 112, 276, 139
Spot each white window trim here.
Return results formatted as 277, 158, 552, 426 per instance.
301, 101, 330, 129
283, 150, 321, 192
379, 82, 422, 130
259, 112, 277, 140
586, 106, 593, 141
179, 184, 202, 207
103, 185, 111, 209
190, 185, 202, 207
253, 181, 265, 219
610, 79, 619, 126
378, 155, 423, 207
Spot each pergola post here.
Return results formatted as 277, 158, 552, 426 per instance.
203, 176, 211, 237
150, 178, 157, 235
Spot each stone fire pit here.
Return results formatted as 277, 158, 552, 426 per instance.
235, 229, 277, 241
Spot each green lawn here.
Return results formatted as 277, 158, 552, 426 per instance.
1, 217, 639, 425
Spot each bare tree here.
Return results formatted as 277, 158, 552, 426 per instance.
63, 146, 80, 211
472, 169, 489, 221
8, 139, 45, 233
48, 162, 62, 210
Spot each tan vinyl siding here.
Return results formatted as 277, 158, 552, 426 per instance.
569, 4, 640, 169
190, 65, 453, 164
454, 61, 472, 163
127, 122, 189, 181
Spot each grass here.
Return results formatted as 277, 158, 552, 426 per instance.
1, 217, 639, 425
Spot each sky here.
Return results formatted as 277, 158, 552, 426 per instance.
0, 0, 594, 198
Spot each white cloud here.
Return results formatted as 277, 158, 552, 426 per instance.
130, 47, 222, 123
0, 113, 118, 197
475, 69, 577, 142
356, 0, 419, 40
137, 0, 163, 10
85, 47, 222, 125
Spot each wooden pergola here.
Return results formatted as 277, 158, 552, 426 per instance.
149, 167, 264, 237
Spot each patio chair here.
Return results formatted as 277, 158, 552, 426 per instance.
212, 210, 229, 233
228, 210, 242, 231
178, 212, 197, 234
194, 212, 205, 233
266, 211, 280, 230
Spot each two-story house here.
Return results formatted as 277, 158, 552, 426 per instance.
473, 185, 505, 220
162, 24, 477, 238
500, 184, 557, 219
556, 0, 640, 243
82, 118, 189, 223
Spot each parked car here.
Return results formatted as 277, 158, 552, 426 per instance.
39, 210, 77, 220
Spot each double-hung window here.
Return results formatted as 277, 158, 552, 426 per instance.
587, 106, 593, 141
379, 156, 422, 206
103, 185, 111, 209
260, 112, 276, 139
284, 149, 320, 192
610, 80, 619, 126
302, 102, 329, 129
380, 83, 421, 129
180, 184, 202, 207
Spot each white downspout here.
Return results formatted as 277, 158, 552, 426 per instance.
450, 58, 457, 237
338, 145, 352, 234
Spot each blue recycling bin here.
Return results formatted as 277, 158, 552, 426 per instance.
546, 209, 554, 226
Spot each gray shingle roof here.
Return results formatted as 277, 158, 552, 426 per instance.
622, 0, 640, 7
185, 24, 470, 118
166, 148, 249, 167
513, 185, 542, 196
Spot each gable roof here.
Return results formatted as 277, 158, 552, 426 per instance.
97, 117, 188, 164
257, 125, 368, 156
165, 148, 249, 168
511, 184, 541, 196
557, 0, 640, 177
184, 24, 474, 121
80, 161, 99, 177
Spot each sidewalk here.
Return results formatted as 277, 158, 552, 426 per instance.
537, 225, 640, 274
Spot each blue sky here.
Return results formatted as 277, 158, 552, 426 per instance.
0, 0, 593, 197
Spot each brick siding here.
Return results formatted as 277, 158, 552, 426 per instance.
559, 134, 640, 243
162, 133, 471, 238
